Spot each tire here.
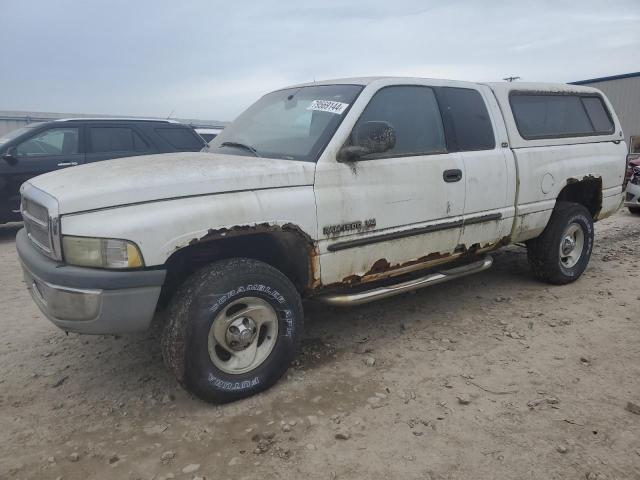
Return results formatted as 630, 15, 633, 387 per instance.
526, 201, 594, 285
161, 258, 303, 403
629, 207, 640, 215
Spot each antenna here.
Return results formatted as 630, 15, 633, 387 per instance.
503, 76, 521, 82
166, 109, 175, 120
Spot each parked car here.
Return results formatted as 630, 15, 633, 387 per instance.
623, 136, 640, 214
625, 164, 640, 214
0, 118, 206, 224
16, 78, 626, 403
195, 127, 223, 143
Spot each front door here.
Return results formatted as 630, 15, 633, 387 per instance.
3, 126, 84, 216
314, 84, 466, 286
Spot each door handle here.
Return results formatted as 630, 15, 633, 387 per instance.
57, 162, 78, 167
443, 169, 462, 183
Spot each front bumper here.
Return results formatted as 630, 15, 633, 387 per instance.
624, 181, 640, 209
16, 229, 166, 334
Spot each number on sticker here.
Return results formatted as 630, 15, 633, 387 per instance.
307, 100, 349, 115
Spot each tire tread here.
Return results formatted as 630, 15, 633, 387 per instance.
161, 257, 302, 402
527, 201, 593, 285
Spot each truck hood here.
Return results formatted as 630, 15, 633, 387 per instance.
27, 152, 316, 215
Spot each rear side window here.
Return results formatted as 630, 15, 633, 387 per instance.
155, 127, 204, 150
510, 93, 614, 139
354, 85, 446, 158
581, 97, 614, 133
89, 127, 149, 153
439, 87, 495, 151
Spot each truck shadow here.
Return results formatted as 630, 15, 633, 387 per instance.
300, 246, 535, 367
32, 246, 535, 410
0, 222, 21, 244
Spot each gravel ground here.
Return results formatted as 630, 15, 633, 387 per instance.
1, 210, 639, 480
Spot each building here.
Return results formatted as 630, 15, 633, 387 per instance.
572, 72, 640, 152
0, 110, 227, 137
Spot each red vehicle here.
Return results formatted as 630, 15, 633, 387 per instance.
628, 154, 640, 178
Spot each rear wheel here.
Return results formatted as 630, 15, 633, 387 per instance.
162, 258, 303, 403
527, 201, 594, 285
629, 207, 640, 215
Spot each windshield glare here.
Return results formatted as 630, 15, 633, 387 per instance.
210, 84, 363, 162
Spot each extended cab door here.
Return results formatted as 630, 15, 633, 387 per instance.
436, 86, 515, 249
2, 125, 84, 217
85, 123, 154, 163
314, 83, 466, 286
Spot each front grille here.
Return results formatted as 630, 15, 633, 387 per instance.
21, 187, 59, 258
23, 200, 52, 254
22, 197, 49, 223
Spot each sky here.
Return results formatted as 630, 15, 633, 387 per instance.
1, 0, 638, 122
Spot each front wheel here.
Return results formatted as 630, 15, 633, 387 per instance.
629, 207, 640, 215
526, 201, 594, 285
162, 258, 303, 403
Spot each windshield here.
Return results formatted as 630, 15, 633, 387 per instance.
210, 84, 363, 162
0, 124, 40, 146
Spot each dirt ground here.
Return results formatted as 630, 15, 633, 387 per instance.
1, 210, 639, 480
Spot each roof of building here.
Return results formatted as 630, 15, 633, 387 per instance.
571, 72, 640, 85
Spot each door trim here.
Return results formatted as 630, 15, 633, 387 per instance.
326, 213, 501, 252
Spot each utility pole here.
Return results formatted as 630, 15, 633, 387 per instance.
503, 76, 521, 82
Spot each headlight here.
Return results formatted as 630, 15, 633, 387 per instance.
62, 236, 144, 269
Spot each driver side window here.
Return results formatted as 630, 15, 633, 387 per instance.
17, 128, 79, 157
353, 85, 446, 158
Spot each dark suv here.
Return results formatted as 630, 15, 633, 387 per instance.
0, 118, 206, 224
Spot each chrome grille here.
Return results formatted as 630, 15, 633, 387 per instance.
23, 199, 52, 254
22, 197, 48, 223
20, 184, 61, 259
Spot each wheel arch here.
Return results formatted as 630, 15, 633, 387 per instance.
556, 175, 602, 219
161, 223, 320, 303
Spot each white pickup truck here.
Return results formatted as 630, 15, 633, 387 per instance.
17, 77, 626, 403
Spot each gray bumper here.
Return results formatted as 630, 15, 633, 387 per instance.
16, 229, 166, 334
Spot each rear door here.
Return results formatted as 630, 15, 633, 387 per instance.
4, 125, 84, 216
436, 86, 514, 249
85, 123, 154, 163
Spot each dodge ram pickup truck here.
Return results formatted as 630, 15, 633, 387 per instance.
16, 77, 626, 403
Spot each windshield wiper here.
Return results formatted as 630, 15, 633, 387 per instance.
219, 141, 260, 157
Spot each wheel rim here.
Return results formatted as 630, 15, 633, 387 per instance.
208, 297, 279, 375
559, 222, 585, 269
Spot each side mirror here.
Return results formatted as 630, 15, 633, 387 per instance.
3, 147, 18, 166
338, 121, 396, 162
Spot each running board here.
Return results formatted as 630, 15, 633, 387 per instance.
316, 255, 493, 306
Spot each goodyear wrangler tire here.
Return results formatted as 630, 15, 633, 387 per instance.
526, 201, 594, 285
162, 258, 303, 403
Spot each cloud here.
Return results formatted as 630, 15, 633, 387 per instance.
0, 0, 638, 121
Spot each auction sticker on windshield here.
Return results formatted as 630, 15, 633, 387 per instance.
307, 100, 349, 115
